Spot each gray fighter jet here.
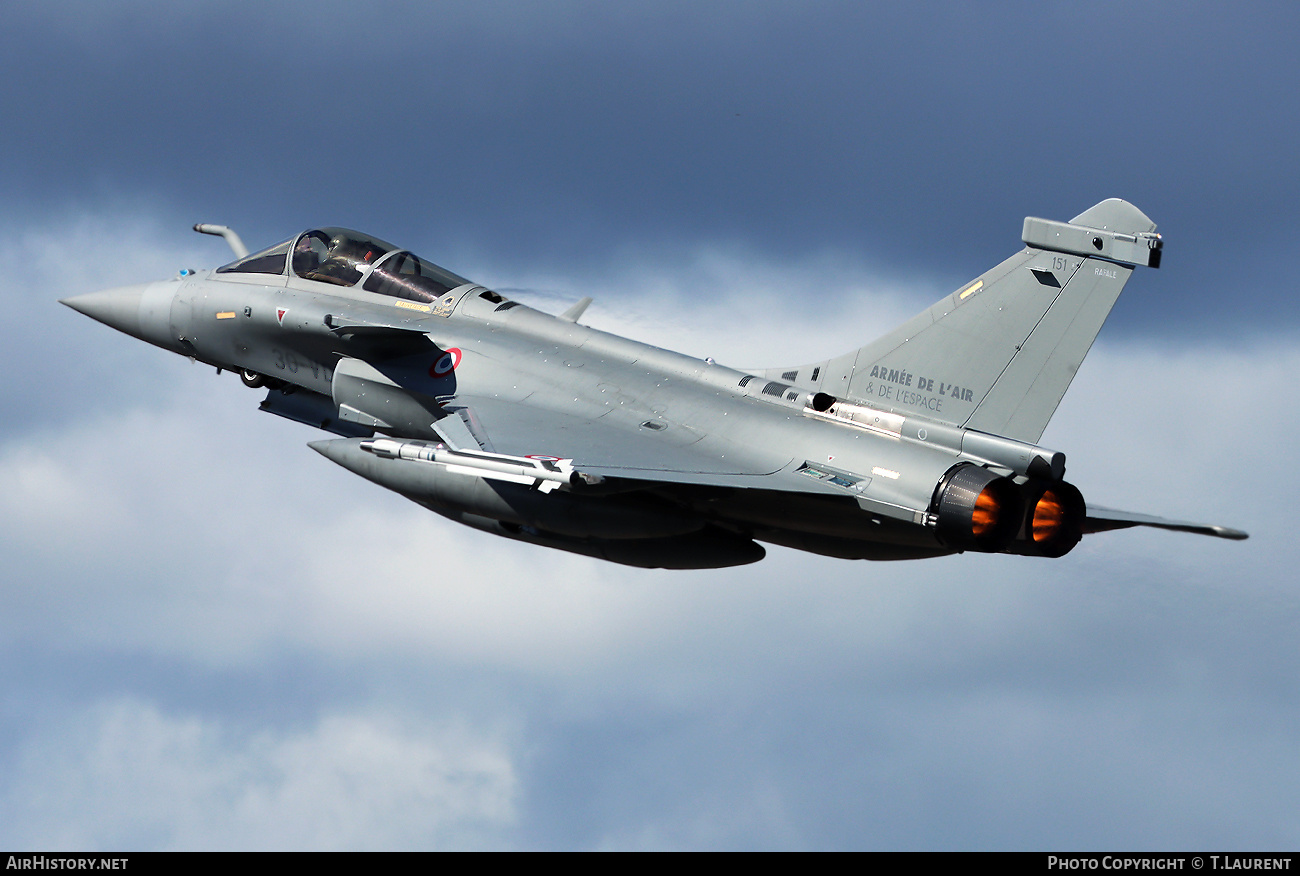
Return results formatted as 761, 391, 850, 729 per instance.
62, 199, 1246, 568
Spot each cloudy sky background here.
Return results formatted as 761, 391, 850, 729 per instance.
1, 1, 1297, 850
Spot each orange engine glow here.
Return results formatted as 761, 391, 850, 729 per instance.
971, 487, 1001, 537
1032, 491, 1066, 543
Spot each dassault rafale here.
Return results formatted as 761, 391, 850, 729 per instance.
63, 199, 1247, 568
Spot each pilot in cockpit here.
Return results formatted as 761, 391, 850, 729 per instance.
297, 231, 390, 287
293, 231, 329, 278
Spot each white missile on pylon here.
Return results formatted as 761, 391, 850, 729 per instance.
360, 437, 578, 493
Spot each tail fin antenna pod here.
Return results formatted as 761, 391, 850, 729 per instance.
816, 199, 1161, 444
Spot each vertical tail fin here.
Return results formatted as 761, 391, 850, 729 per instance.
809, 199, 1161, 443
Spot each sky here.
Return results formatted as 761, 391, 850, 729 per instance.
1, 0, 1297, 851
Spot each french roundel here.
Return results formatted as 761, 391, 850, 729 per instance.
429, 347, 462, 377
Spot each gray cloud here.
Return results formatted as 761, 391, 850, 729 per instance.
3, 700, 518, 850
2, 2, 1297, 332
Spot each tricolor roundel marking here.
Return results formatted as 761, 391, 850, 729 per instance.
429, 347, 462, 377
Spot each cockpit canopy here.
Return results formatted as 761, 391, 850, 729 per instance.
216, 227, 474, 304
291, 228, 395, 287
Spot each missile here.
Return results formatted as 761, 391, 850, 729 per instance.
359, 437, 579, 493
310, 437, 703, 540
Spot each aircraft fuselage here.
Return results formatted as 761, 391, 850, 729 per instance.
63, 207, 1245, 568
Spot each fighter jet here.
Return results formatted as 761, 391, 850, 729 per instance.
62, 199, 1246, 568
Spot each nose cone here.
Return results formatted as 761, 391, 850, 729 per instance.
61, 284, 151, 338
61, 282, 179, 351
